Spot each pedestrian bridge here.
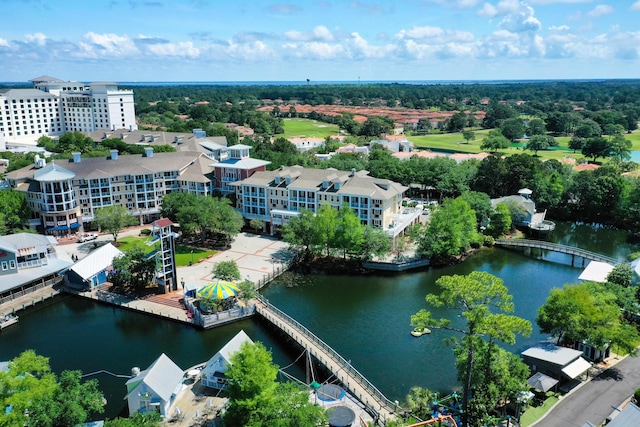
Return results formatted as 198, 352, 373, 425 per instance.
494, 239, 618, 265
255, 296, 398, 424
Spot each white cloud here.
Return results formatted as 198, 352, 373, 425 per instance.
206, 40, 275, 62
282, 41, 346, 59
79, 32, 139, 58
498, 5, 541, 33
529, 0, 593, 3
632, 1, 640, 11
147, 41, 200, 58
0, 38, 10, 48
284, 25, 334, 42
25, 32, 47, 46
426, 0, 480, 7
548, 25, 571, 31
587, 4, 613, 17
350, 32, 386, 58
477, 0, 520, 18
396, 26, 475, 43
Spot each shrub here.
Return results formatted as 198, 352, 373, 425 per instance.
139, 228, 152, 236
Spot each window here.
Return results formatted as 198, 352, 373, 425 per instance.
1, 261, 7, 271
9, 260, 16, 269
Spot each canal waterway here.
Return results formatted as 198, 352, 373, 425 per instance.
0, 222, 636, 418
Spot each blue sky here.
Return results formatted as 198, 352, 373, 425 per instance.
1, 0, 639, 83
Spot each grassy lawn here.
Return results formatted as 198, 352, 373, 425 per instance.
407, 129, 592, 161
277, 118, 339, 139
519, 396, 559, 427
114, 235, 216, 267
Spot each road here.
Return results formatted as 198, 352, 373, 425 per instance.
536, 355, 640, 426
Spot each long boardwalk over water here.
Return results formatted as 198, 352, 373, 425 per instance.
255, 296, 398, 424
494, 238, 619, 265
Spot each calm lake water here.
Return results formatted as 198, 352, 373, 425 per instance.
0, 222, 635, 418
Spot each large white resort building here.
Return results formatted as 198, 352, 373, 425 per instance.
0, 75, 137, 147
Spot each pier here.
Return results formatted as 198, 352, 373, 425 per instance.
255, 295, 398, 424
494, 238, 618, 266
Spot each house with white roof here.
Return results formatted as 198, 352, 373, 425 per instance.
201, 330, 253, 390
65, 243, 124, 289
578, 260, 614, 283
125, 353, 185, 418
521, 341, 592, 383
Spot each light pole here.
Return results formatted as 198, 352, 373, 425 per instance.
271, 257, 275, 274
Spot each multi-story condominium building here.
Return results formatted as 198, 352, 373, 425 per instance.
4, 131, 270, 235
233, 166, 422, 237
0, 75, 137, 145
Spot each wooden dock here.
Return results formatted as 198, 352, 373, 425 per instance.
255, 296, 398, 424
0, 279, 63, 318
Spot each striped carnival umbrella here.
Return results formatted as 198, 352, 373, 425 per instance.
197, 280, 240, 299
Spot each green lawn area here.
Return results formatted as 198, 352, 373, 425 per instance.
519, 395, 559, 427
277, 118, 339, 139
407, 129, 592, 161
114, 235, 216, 267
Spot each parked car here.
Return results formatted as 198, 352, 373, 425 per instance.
77, 233, 98, 243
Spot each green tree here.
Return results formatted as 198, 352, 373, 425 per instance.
609, 134, 632, 162
446, 112, 467, 133
313, 203, 338, 256
110, 248, 154, 293
482, 104, 518, 129
480, 129, 511, 153
104, 412, 162, 427
459, 191, 492, 228
224, 341, 326, 427
526, 134, 555, 155
500, 117, 525, 141
282, 209, 317, 258
462, 129, 476, 144
213, 260, 242, 281
411, 272, 532, 427
455, 339, 530, 426
568, 136, 586, 153
405, 386, 435, 421
582, 136, 611, 162
0, 189, 31, 233
606, 264, 634, 288
249, 218, 264, 234
333, 205, 365, 259
417, 197, 480, 262
0, 350, 104, 427
358, 226, 391, 261
237, 279, 258, 304
486, 203, 512, 238
359, 116, 394, 137
57, 131, 94, 153
526, 118, 546, 136
93, 205, 138, 242
536, 281, 639, 355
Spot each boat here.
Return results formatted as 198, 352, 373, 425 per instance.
0, 314, 19, 330
411, 327, 431, 337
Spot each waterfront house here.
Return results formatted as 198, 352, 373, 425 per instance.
0, 233, 71, 303
578, 260, 614, 283
125, 353, 184, 418
521, 342, 592, 384
65, 243, 124, 289
201, 330, 253, 390
233, 165, 419, 238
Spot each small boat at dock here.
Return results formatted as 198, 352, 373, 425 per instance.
0, 314, 19, 330
411, 327, 431, 337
